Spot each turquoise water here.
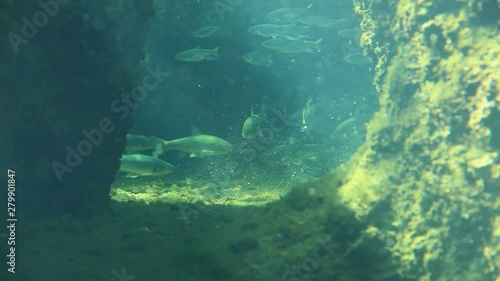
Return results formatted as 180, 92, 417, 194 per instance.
120, 0, 378, 189
7, 0, 497, 281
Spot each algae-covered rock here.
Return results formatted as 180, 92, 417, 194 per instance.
341, 0, 500, 280
3, 1, 499, 281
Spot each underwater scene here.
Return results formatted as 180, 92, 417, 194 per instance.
1, 0, 499, 281
115, 0, 378, 204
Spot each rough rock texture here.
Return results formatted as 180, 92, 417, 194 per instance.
2, 0, 499, 281
0, 1, 153, 217
337, 0, 500, 280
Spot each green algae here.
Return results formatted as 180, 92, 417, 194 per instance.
345, 0, 500, 280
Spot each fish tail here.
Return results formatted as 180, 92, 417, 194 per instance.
152, 143, 163, 158
151, 136, 167, 157
212, 46, 220, 59
312, 38, 322, 51
266, 54, 274, 65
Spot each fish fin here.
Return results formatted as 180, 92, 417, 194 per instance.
151, 136, 167, 157
306, 4, 313, 9
190, 125, 202, 135
301, 108, 308, 132
189, 153, 198, 157
208, 46, 220, 60
125, 174, 139, 179
312, 38, 323, 51
265, 55, 274, 66
305, 97, 313, 113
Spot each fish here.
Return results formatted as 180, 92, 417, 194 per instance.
299, 98, 315, 133
242, 51, 273, 67
262, 37, 322, 54
119, 154, 175, 178
242, 105, 267, 139
298, 16, 349, 29
284, 98, 315, 132
153, 128, 233, 158
192, 26, 220, 38
124, 134, 161, 154
342, 53, 372, 64
329, 108, 370, 143
248, 24, 309, 38
267, 4, 313, 23
175, 46, 220, 62
337, 28, 362, 39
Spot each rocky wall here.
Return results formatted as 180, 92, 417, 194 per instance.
2, 0, 499, 280
336, 0, 500, 280
0, 0, 154, 217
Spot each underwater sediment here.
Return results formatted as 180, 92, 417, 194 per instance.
2, 0, 499, 280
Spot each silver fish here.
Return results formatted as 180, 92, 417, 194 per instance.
242, 51, 273, 67
262, 37, 322, 54
248, 24, 309, 38
175, 46, 220, 62
125, 134, 161, 154
267, 4, 313, 23
337, 28, 362, 39
119, 154, 175, 178
342, 53, 372, 64
153, 130, 233, 158
192, 26, 220, 38
242, 105, 267, 139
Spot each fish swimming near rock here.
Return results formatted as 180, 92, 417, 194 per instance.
124, 134, 162, 154
248, 24, 309, 38
153, 128, 233, 158
175, 46, 220, 62
262, 37, 322, 54
337, 28, 362, 39
342, 53, 372, 65
119, 154, 175, 178
242, 105, 267, 139
283, 98, 315, 131
242, 51, 273, 67
329, 108, 369, 143
192, 26, 220, 38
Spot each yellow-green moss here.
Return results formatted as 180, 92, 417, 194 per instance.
340, 0, 500, 279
